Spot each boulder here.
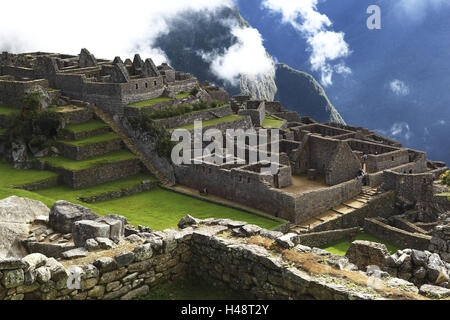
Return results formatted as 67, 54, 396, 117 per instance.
133, 244, 153, 262
345, 240, 391, 270
0, 196, 50, 258
1, 269, 24, 288
95, 237, 117, 250
72, 220, 110, 247
35, 266, 51, 283
96, 215, 125, 242
177, 215, 198, 229
241, 224, 262, 237
0, 258, 27, 271
11, 141, 28, 168
85, 238, 100, 252
93, 257, 117, 273
49, 200, 98, 234
61, 248, 88, 259
114, 251, 135, 267
427, 253, 446, 283
275, 233, 299, 249
411, 249, 428, 267
419, 284, 450, 298
22, 253, 47, 271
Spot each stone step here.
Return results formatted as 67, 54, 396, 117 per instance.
39, 150, 142, 189
48, 105, 93, 125
58, 119, 111, 141
56, 132, 123, 160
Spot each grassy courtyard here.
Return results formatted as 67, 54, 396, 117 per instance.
262, 116, 285, 128
174, 115, 243, 131
57, 132, 120, 147
128, 93, 191, 108
0, 160, 284, 230
321, 232, 399, 256
140, 276, 241, 300
63, 120, 109, 133
0, 105, 21, 116
39, 149, 138, 171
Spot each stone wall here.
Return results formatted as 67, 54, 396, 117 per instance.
308, 191, 399, 232
154, 105, 232, 129
42, 158, 142, 189
382, 170, 434, 205
0, 79, 49, 107
364, 218, 431, 250
429, 223, 450, 263
293, 179, 362, 224
57, 138, 123, 161
79, 180, 158, 203
297, 227, 361, 248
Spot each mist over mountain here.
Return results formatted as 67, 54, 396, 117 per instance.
233, 0, 450, 164
153, 6, 345, 124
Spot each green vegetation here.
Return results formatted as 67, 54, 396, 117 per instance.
0, 106, 21, 116
39, 150, 138, 171
321, 232, 400, 256
144, 100, 225, 120
440, 170, 450, 187
0, 156, 283, 230
175, 92, 190, 99
58, 132, 120, 147
175, 115, 243, 131
63, 120, 109, 133
139, 276, 241, 300
0, 160, 59, 188
262, 115, 285, 128
129, 97, 173, 108
128, 92, 194, 108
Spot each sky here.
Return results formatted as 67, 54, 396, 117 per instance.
0, 0, 449, 163
0, 0, 273, 85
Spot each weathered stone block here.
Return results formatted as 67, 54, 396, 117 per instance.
49, 200, 98, 234
73, 220, 110, 247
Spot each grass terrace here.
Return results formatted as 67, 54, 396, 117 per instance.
262, 115, 285, 128
57, 132, 120, 147
63, 119, 109, 133
39, 149, 138, 171
128, 93, 192, 108
0, 159, 283, 230
0, 105, 21, 116
321, 232, 400, 256
0, 160, 59, 188
174, 115, 243, 131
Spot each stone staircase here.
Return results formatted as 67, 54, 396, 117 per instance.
92, 105, 173, 186
290, 186, 382, 234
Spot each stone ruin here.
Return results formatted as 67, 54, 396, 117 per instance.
1, 195, 449, 300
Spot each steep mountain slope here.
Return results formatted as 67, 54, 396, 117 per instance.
153, 5, 344, 124
275, 63, 345, 124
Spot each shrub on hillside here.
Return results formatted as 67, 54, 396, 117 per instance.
441, 170, 450, 186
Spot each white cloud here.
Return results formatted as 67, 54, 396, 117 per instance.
0, 0, 275, 85
390, 122, 412, 141
262, 0, 350, 86
389, 79, 410, 96
0, 0, 234, 65
200, 26, 274, 85
397, 0, 449, 21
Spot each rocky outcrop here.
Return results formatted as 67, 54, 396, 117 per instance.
48, 200, 99, 234
345, 240, 391, 270
0, 196, 50, 259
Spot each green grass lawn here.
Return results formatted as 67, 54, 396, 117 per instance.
63, 120, 109, 133
0, 158, 282, 230
39, 150, 138, 171
128, 97, 173, 108
58, 132, 120, 147
0, 160, 59, 188
140, 276, 241, 300
262, 116, 285, 128
128, 93, 192, 108
175, 93, 190, 99
174, 115, 243, 131
321, 232, 400, 256
0, 106, 20, 116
